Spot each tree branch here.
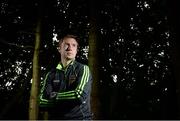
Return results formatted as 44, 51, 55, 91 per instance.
0, 38, 34, 50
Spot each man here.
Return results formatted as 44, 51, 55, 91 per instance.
39, 34, 93, 120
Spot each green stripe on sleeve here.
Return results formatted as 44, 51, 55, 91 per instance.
39, 72, 50, 103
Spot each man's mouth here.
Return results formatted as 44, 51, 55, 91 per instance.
67, 52, 72, 55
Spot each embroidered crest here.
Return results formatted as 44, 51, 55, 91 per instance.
68, 75, 76, 85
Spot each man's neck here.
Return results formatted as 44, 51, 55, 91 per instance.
61, 59, 74, 68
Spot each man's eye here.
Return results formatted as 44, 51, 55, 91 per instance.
64, 44, 69, 49
72, 44, 76, 47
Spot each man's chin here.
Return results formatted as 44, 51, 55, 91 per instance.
66, 57, 75, 61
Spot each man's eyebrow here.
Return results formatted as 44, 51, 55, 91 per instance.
64, 42, 77, 44
64, 42, 70, 44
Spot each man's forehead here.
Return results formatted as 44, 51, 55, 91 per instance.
63, 38, 78, 44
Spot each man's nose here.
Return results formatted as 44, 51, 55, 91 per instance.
66, 45, 72, 51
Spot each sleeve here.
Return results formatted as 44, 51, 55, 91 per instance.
56, 65, 92, 103
38, 72, 55, 107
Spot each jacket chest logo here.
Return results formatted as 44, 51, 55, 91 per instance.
68, 75, 76, 85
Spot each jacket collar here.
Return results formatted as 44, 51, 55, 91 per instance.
56, 60, 75, 70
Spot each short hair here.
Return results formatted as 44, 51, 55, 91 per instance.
58, 34, 79, 46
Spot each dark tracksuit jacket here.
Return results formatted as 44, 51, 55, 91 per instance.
39, 61, 93, 120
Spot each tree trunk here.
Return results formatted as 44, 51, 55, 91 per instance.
29, 18, 41, 120
88, 10, 101, 119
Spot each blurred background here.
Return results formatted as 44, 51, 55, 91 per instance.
0, 0, 180, 120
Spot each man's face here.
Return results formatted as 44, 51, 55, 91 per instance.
59, 37, 78, 61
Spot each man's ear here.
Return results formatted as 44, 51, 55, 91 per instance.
77, 46, 80, 52
57, 47, 61, 53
